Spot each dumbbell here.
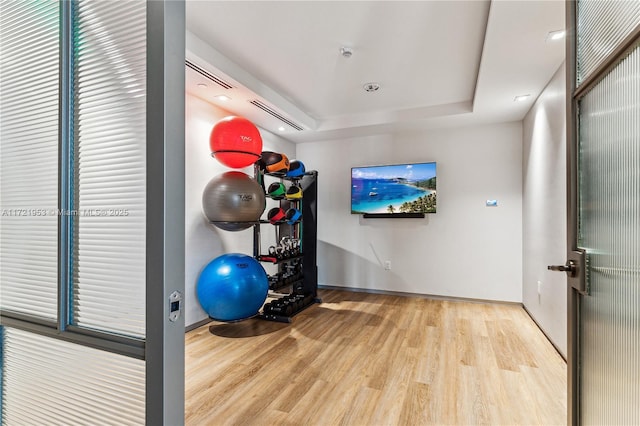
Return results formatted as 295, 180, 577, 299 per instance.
287, 295, 301, 312
289, 295, 304, 311
265, 300, 283, 314
295, 294, 308, 310
280, 295, 295, 311
262, 301, 275, 314
267, 301, 286, 316
275, 299, 294, 316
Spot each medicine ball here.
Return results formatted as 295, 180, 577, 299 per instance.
285, 208, 302, 225
286, 185, 302, 200
267, 182, 286, 199
286, 160, 306, 178
259, 151, 289, 174
267, 207, 286, 224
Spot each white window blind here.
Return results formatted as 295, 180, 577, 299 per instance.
72, 0, 147, 337
0, 0, 59, 319
577, 0, 640, 84
1, 327, 145, 425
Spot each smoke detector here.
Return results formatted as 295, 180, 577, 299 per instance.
340, 46, 353, 58
363, 82, 381, 93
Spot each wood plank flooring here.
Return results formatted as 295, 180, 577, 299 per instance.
185, 289, 566, 425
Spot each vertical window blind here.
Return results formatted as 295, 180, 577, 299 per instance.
577, 0, 640, 84
72, 0, 147, 337
0, 0, 59, 319
1, 327, 145, 425
2, 0, 149, 422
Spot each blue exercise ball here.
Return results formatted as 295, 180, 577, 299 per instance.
196, 253, 268, 322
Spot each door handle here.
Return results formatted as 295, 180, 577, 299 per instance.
548, 250, 588, 295
548, 262, 577, 276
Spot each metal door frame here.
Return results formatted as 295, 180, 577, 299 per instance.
146, 1, 186, 424
0, 2, 186, 424
565, 2, 640, 424
565, 3, 578, 424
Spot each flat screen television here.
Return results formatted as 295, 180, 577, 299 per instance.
351, 162, 436, 215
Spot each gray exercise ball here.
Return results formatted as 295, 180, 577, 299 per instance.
202, 171, 266, 231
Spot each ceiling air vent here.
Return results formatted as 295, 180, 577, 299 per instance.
249, 99, 304, 131
185, 60, 233, 89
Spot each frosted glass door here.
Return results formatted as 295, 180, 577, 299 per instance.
576, 44, 640, 426
0, 0, 59, 320
72, 0, 147, 338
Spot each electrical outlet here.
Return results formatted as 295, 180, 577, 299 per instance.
537, 280, 542, 295
384, 260, 391, 270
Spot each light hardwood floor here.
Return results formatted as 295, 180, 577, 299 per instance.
185, 289, 566, 425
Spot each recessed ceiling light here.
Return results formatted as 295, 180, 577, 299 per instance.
363, 82, 381, 93
216, 95, 231, 101
340, 46, 353, 58
278, 126, 286, 132
514, 94, 531, 102
547, 30, 565, 41
197, 83, 207, 89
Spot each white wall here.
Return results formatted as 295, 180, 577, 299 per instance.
185, 94, 296, 327
296, 122, 523, 302
522, 62, 567, 357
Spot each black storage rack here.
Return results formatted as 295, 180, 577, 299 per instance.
254, 165, 320, 323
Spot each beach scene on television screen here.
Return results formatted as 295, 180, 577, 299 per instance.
351, 163, 436, 214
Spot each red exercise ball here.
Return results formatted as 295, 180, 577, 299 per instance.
209, 116, 263, 168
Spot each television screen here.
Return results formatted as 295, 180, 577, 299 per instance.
351, 162, 436, 214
